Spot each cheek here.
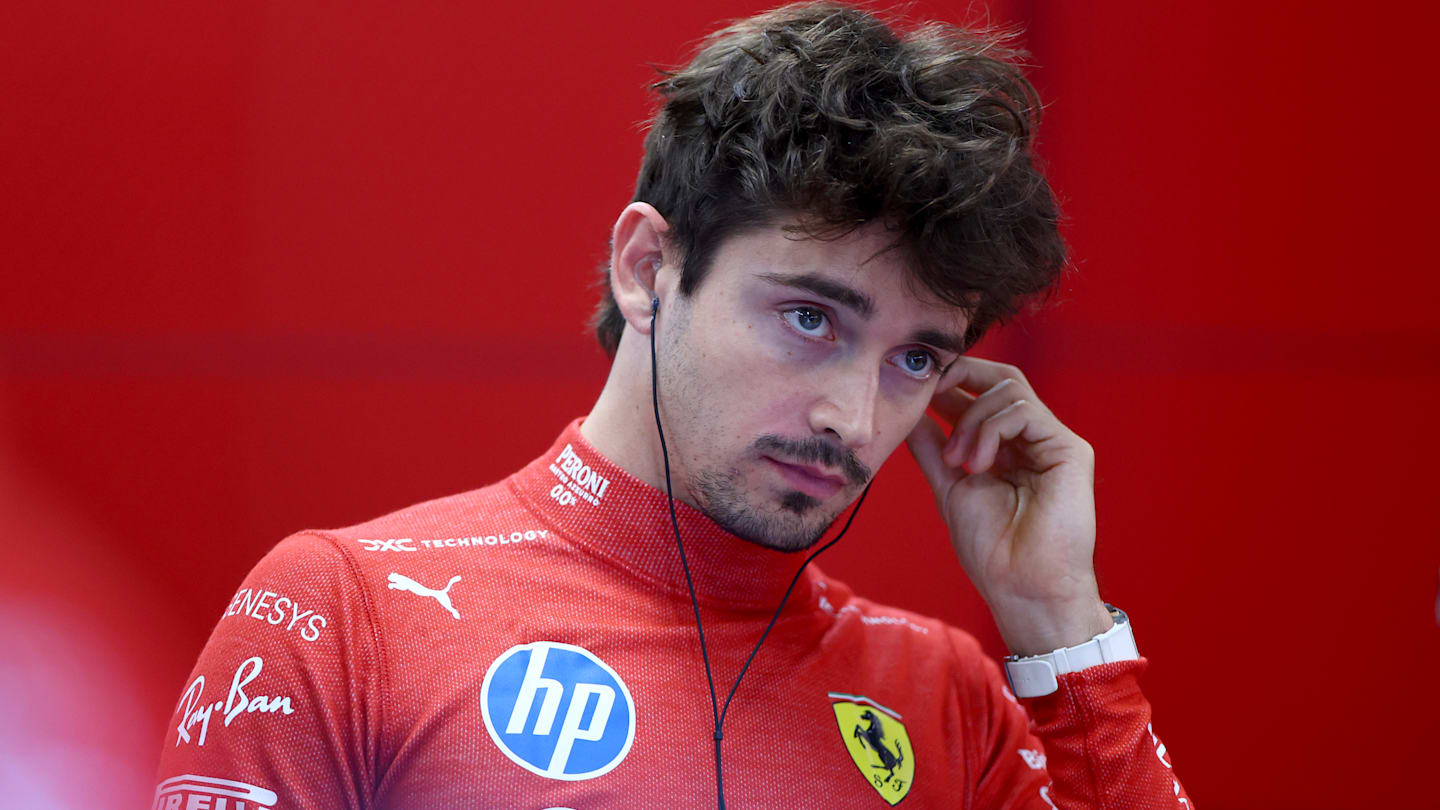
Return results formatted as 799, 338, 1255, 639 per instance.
718, 370, 822, 441
870, 392, 932, 453
673, 328, 789, 420
697, 315, 804, 391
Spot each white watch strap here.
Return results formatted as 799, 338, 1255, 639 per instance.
1003, 605, 1138, 698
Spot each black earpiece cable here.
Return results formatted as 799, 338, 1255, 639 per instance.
648, 300, 872, 809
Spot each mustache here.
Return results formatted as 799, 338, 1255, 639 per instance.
753, 435, 872, 486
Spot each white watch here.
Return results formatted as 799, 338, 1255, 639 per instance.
1003, 604, 1138, 698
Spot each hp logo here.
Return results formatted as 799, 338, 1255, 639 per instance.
481, 642, 636, 780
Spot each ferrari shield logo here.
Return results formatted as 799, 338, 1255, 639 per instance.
829, 692, 914, 805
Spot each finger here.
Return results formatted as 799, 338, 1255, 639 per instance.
945, 378, 1026, 466
934, 358, 971, 393
906, 411, 965, 495
969, 399, 1062, 474
949, 356, 1037, 399
929, 386, 976, 425
948, 356, 1026, 393
948, 356, 1053, 418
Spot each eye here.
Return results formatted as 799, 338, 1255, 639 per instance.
781, 306, 833, 339
890, 348, 938, 380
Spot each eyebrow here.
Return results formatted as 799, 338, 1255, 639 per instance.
909, 328, 966, 357
758, 271, 967, 357
758, 272, 874, 318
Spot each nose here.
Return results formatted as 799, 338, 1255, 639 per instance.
808, 361, 879, 448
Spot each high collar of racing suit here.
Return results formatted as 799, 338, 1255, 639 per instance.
508, 418, 839, 613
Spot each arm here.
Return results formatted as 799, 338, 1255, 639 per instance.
909, 357, 1192, 807
965, 635, 1192, 809
153, 533, 384, 810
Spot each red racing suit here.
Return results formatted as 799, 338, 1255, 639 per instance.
153, 419, 1192, 809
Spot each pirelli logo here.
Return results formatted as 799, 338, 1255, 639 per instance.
152, 774, 276, 809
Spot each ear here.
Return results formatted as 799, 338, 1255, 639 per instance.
609, 202, 672, 335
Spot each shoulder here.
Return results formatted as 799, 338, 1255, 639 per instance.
276, 473, 565, 586
231, 475, 538, 622
319, 476, 528, 555
809, 570, 993, 674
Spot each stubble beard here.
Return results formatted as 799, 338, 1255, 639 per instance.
690, 465, 844, 552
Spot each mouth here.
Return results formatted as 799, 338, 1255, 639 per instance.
761, 456, 846, 500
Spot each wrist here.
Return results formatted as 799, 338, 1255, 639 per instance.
1003, 604, 1138, 698
987, 595, 1113, 657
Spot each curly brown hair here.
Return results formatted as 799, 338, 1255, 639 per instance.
591, 1, 1066, 356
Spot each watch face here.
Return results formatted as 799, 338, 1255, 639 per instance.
1105, 604, 1128, 624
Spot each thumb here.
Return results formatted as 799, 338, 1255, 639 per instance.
906, 412, 964, 498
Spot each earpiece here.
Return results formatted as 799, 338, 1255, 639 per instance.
637, 257, 662, 316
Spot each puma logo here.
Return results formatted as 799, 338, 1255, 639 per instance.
387, 572, 462, 619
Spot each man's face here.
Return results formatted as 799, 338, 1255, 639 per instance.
655, 220, 969, 551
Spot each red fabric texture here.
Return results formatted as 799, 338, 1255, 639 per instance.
154, 419, 1191, 809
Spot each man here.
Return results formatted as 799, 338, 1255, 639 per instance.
154, 3, 1192, 808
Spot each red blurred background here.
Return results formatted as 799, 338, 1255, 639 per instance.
3, 1, 1437, 807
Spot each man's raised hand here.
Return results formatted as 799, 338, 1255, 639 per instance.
905, 356, 1112, 656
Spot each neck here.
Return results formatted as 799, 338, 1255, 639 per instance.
580, 326, 676, 501
510, 418, 824, 610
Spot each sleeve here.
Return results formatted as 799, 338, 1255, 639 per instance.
152, 532, 386, 810
968, 642, 1193, 809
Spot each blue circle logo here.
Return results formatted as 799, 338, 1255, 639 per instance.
481, 642, 636, 780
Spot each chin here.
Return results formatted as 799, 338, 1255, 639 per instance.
692, 467, 851, 552
719, 493, 844, 553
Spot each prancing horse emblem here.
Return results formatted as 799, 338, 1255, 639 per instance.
829, 692, 915, 805
854, 709, 905, 783
387, 572, 461, 619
